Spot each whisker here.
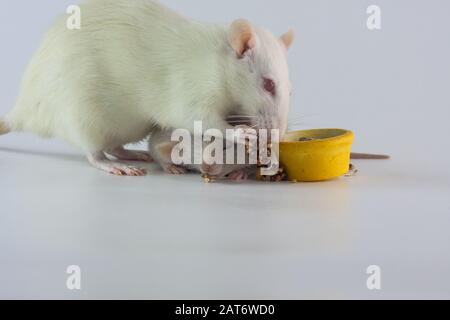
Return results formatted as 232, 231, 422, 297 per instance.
226, 119, 256, 122
228, 124, 257, 127
226, 122, 259, 128
226, 120, 256, 123
226, 115, 258, 119
288, 121, 307, 126
290, 113, 319, 117
289, 113, 319, 119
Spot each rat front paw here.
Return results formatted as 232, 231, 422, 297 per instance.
234, 125, 258, 156
227, 169, 249, 181
163, 164, 187, 175
201, 163, 223, 177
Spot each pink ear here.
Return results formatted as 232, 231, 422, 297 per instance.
280, 29, 295, 50
228, 19, 256, 57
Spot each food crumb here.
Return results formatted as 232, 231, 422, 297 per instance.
202, 174, 215, 183
257, 166, 288, 182
345, 164, 358, 177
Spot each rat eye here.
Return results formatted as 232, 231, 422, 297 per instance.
263, 78, 276, 96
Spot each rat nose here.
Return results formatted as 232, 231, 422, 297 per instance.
258, 110, 281, 133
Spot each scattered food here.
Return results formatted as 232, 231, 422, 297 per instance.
256, 164, 288, 182
345, 163, 358, 177
202, 174, 215, 183
256, 139, 288, 182
298, 137, 315, 142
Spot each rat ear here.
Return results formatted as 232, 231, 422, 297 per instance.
229, 19, 257, 57
280, 29, 295, 50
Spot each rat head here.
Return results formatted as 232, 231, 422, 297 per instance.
226, 19, 294, 139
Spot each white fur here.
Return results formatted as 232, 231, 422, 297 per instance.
5, 0, 293, 158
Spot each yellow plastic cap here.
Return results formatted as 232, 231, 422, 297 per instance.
279, 129, 354, 182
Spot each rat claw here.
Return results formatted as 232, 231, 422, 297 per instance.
110, 168, 123, 176
129, 167, 147, 176
141, 169, 148, 175
202, 163, 223, 177
164, 164, 187, 175
88, 151, 149, 176
228, 169, 249, 181
128, 168, 139, 176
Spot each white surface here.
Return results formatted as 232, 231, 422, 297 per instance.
1, 0, 450, 299
0, 134, 449, 299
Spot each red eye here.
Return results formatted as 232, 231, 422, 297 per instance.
263, 78, 276, 95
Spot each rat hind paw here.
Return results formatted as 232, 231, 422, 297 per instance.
163, 164, 187, 175
88, 152, 148, 176
109, 165, 148, 176
107, 147, 154, 162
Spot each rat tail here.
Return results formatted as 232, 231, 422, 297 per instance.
351, 153, 390, 160
0, 118, 11, 136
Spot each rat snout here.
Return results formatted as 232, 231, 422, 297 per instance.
256, 108, 286, 140
264, 96, 291, 140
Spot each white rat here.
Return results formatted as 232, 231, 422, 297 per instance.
0, 0, 295, 176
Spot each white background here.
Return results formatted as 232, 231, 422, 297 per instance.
0, 0, 449, 299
